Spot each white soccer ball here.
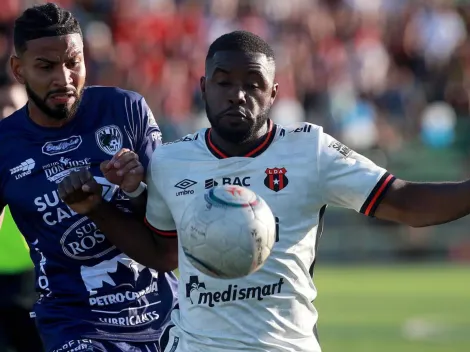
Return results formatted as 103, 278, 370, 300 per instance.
179, 185, 276, 279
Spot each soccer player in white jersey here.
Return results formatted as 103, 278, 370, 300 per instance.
60, 31, 470, 352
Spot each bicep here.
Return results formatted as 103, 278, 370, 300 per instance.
150, 234, 178, 270
373, 178, 408, 223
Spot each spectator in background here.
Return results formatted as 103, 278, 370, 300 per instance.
0, 0, 464, 149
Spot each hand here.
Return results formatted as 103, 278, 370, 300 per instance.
58, 168, 102, 215
100, 148, 144, 193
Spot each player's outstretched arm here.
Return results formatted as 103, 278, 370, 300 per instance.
375, 178, 470, 227
58, 168, 177, 272
317, 129, 470, 228
86, 200, 178, 271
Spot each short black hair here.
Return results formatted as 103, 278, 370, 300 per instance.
206, 30, 275, 61
14, 3, 82, 55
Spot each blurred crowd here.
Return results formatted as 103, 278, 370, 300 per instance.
0, 0, 469, 151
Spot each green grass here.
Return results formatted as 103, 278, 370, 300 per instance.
0, 207, 33, 272
314, 264, 470, 352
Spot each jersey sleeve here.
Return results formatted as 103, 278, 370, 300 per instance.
317, 130, 395, 217
135, 98, 162, 170
144, 157, 177, 237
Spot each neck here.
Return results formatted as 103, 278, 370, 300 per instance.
210, 120, 270, 157
27, 101, 71, 128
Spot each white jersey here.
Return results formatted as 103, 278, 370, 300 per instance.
146, 120, 395, 352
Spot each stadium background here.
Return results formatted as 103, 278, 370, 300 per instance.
0, 0, 469, 351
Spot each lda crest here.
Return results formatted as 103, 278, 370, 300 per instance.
95, 125, 123, 156
264, 167, 288, 192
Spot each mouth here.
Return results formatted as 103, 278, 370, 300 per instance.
220, 113, 250, 127
48, 91, 76, 104
222, 110, 247, 119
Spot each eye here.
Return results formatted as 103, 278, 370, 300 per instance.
67, 61, 80, 69
39, 64, 53, 71
217, 81, 231, 87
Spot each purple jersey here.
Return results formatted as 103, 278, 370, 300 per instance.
0, 86, 178, 351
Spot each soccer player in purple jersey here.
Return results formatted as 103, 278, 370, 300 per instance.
0, 3, 177, 352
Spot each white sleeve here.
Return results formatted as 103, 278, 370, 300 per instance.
144, 156, 177, 237
317, 130, 395, 217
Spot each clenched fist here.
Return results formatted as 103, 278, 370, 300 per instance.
100, 148, 144, 193
58, 168, 102, 215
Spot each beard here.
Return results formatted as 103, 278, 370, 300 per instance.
25, 83, 82, 121
206, 104, 271, 144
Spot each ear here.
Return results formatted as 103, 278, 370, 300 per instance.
200, 76, 206, 101
10, 55, 25, 85
270, 82, 279, 104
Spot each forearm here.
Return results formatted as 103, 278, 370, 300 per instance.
129, 189, 148, 220
87, 201, 177, 271
376, 179, 470, 227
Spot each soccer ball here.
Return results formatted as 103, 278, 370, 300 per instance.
179, 185, 276, 279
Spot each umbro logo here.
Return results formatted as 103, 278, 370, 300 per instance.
175, 179, 197, 190
175, 179, 197, 196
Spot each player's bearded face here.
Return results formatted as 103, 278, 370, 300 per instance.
203, 51, 277, 144
17, 33, 86, 121
25, 82, 83, 121
206, 103, 271, 143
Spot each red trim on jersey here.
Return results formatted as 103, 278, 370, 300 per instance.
360, 173, 396, 217
144, 217, 177, 237
207, 131, 229, 158
205, 120, 276, 159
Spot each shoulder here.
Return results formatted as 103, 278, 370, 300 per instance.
151, 130, 204, 164
84, 86, 154, 130
277, 121, 322, 137
147, 130, 204, 189
0, 110, 29, 177
0, 106, 27, 129
0, 108, 27, 145
274, 121, 355, 162
275, 121, 324, 147
160, 130, 203, 151
83, 86, 146, 104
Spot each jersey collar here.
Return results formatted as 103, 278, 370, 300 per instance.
205, 119, 276, 159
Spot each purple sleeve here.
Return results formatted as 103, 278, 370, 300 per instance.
135, 98, 162, 171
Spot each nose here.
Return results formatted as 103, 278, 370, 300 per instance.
53, 65, 73, 87
228, 86, 246, 106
